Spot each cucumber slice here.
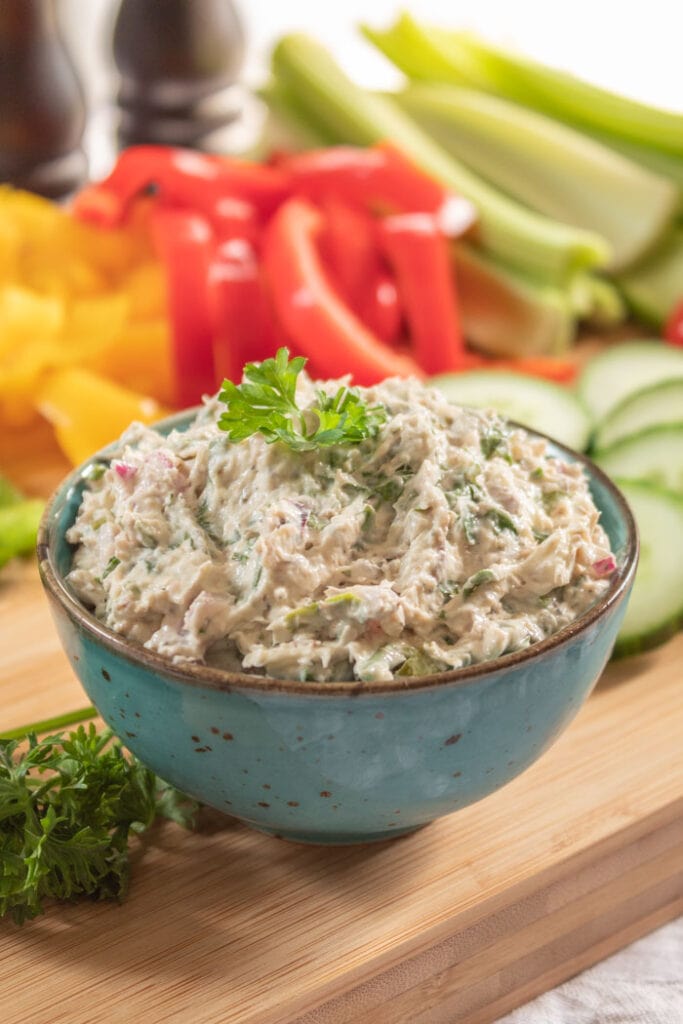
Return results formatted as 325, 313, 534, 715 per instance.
614, 480, 683, 656
577, 340, 683, 421
429, 370, 591, 450
596, 425, 683, 493
594, 378, 683, 450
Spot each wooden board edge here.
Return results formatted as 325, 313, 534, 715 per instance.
277, 803, 683, 1024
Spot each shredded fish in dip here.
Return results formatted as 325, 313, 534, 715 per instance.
67, 374, 615, 682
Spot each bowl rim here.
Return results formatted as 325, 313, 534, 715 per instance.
37, 408, 639, 696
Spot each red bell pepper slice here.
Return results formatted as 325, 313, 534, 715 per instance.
284, 142, 476, 235
664, 299, 683, 347
73, 146, 290, 228
210, 196, 261, 246
357, 271, 402, 347
209, 238, 279, 384
319, 198, 402, 346
379, 212, 465, 374
262, 198, 423, 386
151, 207, 215, 408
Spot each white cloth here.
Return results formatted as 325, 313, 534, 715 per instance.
498, 918, 683, 1023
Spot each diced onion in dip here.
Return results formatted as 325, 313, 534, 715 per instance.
66, 374, 615, 682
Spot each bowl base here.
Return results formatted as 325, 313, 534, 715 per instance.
248, 821, 429, 846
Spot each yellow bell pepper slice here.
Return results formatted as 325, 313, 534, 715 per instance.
36, 368, 171, 466
87, 318, 174, 405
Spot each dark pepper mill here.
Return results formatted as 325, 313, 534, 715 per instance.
112, 0, 246, 152
0, 0, 87, 198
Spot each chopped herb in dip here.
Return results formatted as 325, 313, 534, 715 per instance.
67, 355, 615, 683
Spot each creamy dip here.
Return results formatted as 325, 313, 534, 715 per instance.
67, 375, 615, 682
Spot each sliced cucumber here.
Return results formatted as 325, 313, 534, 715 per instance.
596, 425, 683, 493
577, 340, 683, 422
429, 370, 591, 450
614, 480, 683, 656
594, 378, 683, 450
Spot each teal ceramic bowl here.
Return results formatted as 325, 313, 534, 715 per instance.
37, 411, 638, 845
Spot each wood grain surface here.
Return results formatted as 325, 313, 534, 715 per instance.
1, 420, 681, 1024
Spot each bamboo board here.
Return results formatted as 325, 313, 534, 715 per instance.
0, 428, 682, 1024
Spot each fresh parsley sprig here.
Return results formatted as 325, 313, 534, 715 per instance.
217, 347, 386, 452
0, 724, 196, 925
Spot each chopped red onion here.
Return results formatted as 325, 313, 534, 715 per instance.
113, 461, 137, 480
592, 555, 617, 577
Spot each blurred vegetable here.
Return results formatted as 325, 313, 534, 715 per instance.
73, 146, 290, 228
150, 207, 216, 407
0, 500, 44, 569
665, 300, 683, 347
282, 142, 477, 232
0, 474, 44, 570
269, 34, 609, 283
262, 197, 423, 383
318, 197, 401, 345
360, 14, 683, 328
36, 368, 169, 466
209, 237, 275, 383
362, 14, 683, 158
379, 212, 465, 373
0, 187, 171, 439
452, 243, 573, 357
429, 370, 590, 450
390, 83, 676, 272
617, 230, 683, 327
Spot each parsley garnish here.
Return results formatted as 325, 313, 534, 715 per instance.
217, 348, 386, 452
0, 724, 196, 925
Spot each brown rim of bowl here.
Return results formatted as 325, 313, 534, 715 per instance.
37, 410, 639, 697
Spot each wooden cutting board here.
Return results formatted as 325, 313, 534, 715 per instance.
1, 427, 682, 1024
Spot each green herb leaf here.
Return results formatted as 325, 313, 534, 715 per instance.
487, 509, 518, 534
480, 426, 512, 462
463, 568, 496, 598
0, 725, 197, 925
101, 556, 121, 579
461, 510, 479, 546
217, 348, 385, 452
542, 489, 568, 512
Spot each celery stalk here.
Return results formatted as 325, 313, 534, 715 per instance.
441, 30, 683, 159
258, 59, 578, 354
256, 81, 336, 152
569, 274, 626, 327
452, 243, 574, 357
391, 84, 677, 272
617, 230, 683, 326
270, 34, 609, 283
365, 15, 683, 159
579, 131, 683, 208
361, 14, 474, 84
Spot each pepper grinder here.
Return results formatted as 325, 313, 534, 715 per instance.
0, 0, 87, 198
112, 0, 246, 152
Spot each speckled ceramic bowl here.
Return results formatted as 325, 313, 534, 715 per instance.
38, 411, 638, 845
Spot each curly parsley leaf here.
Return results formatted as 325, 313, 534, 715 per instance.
217, 347, 385, 452
0, 725, 197, 925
